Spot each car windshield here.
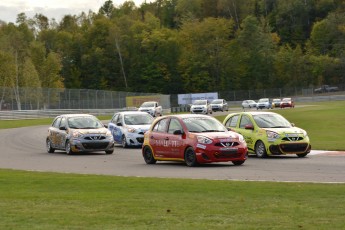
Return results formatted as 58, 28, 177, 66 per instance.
282, 98, 291, 102
253, 114, 292, 128
68, 116, 103, 129
141, 102, 154, 107
273, 99, 280, 102
124, 114, 153, 125
193, 100, 207, 105
211, 100, 222, 104
183, 117, 227, 133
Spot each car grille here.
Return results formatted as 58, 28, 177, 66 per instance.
84, 135, 106, 141
214, 142, 239, 147
282, 137, 304, 141
82, 142, 109, 149
215, 151, 241, 159
279, 143, 309, 153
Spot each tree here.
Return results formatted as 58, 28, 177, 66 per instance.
0, 51, 16, 110
20, 57, 42, 109
178, 17, 235, 92
226, 16, 277, 90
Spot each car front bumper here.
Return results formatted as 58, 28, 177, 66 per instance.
195, 145, 248, 163
123, 133, 145, 146
70, 137, 114, 153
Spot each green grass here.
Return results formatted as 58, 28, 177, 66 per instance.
1, 169, 344, 230
0, 116, 111, 129
215, 101, 345, 151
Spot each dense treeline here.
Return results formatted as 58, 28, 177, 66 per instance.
0, 0, 344, 96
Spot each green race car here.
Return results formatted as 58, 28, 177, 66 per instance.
223, 111, 311, 158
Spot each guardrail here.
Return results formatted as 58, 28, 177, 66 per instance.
0, 108, 172, 120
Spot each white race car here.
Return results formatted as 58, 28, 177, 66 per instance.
108, 111, 154, 148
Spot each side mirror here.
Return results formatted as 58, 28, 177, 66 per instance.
291, 123, 295, 127
245, 124, 254, 130
173, 130, 184, 135
103, 124, 108, 128
59, 126, 66, 130
116, 122, 122, 126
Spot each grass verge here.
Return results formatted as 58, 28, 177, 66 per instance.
1, 169, 344, 229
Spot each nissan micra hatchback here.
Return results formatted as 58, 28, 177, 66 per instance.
46, 114, 114, 154
223, 112, 311, 158
142, 114, 248, 167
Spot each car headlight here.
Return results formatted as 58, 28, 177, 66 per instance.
197, 136, 213, 144
238, 134, 245, 143
127, 127, 136, 133
106, 130, 112, 137
266, 130, 280, 139
72, 131, 83, 138
301, 130, 308, 137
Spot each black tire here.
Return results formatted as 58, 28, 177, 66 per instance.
232, 160, 245, 166
46, 138, 55, 153
105, 150, 114, 154
143, 146, 156, 164
255, 140, 268, 158
297, 153, 308, 158
121, 135, 128, 148
184, 147, 198, 167
65, 141, 74, 155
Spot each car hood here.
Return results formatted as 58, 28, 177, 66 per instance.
263, 127, 306, 135
127, 124, 151, 130
191, 104, 207, 107
69, 127, 109, 134
197, 131, 240, 140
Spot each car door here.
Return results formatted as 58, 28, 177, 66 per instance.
57, 117, 68, 149
237, 114, 255, 150
148, 118, 169, 158
166, 118, 185, 159
49, 117, 61, 148
109, 114, 124, 143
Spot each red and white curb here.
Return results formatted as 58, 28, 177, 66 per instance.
309, 150, 345, 156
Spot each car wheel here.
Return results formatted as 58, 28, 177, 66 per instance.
255, 140, 267, 158
46, 139, 55, 153
184, 147, 198, 167
105, 150, 114, 154
65, 141, 74, 155
297, 153, 308, 158
143, 146, 156, 164
121, 135, 128, 148
232, 160, 245, 166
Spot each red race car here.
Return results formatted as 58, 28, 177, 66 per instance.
280, 98, 295, 108
142, 114, 248, 167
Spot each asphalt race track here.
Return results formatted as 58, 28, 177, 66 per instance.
1, 125, 344, 183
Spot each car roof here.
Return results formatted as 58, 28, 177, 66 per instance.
159, 114, 212, 119
58, 114, 95, 118
230, 111, 278, 116
115, 111, 151, 115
